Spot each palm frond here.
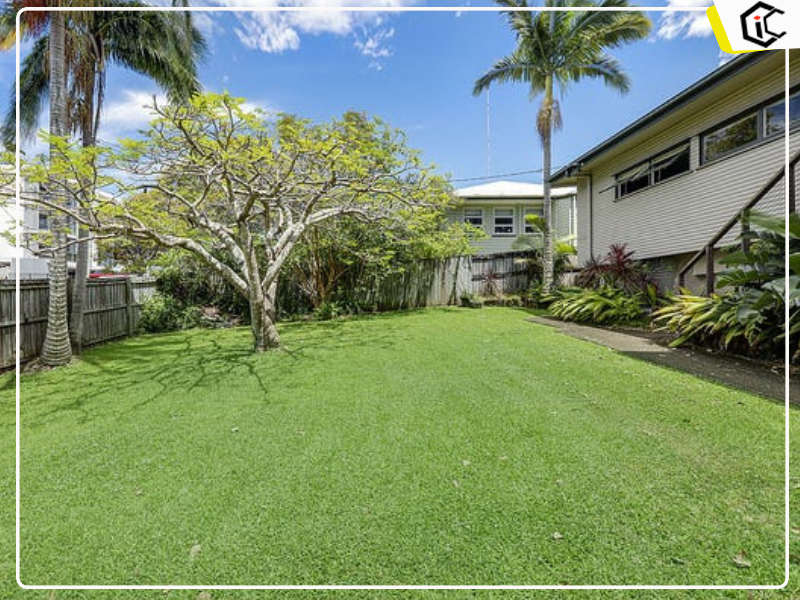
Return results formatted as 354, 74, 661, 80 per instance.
2, 33, 47, 150
473, 51, 543, 96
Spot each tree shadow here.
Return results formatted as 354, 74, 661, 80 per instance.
13, 310, 444, 428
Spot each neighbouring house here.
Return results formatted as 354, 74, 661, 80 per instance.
550, 50, 799, 292
0, 172, 101, 279
451, 180, 577, 256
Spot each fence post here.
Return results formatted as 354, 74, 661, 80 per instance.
705, 245, 715, 296
125, 278, 135, 336
790, 164, 797, 214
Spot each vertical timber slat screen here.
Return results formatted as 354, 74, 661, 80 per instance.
0, 277, 156, 369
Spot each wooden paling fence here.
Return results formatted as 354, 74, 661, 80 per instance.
1, 252, 535, 367
363, 251, 535, 311
0, 276, 156, 369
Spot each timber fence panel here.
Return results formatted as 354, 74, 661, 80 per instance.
0, 251, 535, 368
0, 275, 157, 368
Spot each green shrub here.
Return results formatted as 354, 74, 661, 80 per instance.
138, 293, 201, 333
460, 292, 484, 309
653, 292, 752, 351
156, 254, 250, 321
654, 212, 799, 361
314, 300, 344, 321
548, 286, 648, 326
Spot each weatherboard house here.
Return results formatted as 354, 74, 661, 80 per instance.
451, 180, 577, 256
550, 50, 798, 292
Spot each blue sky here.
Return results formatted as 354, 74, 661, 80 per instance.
0, 1, 727, 185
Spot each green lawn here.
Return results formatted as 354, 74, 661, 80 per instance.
0, 307, 798, 598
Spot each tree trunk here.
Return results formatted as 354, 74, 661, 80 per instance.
40, 9, 73, 367
541, 78, 555, 295
69, 227, 90, 352
69, 95, 97, 354
249, 280, 280, 353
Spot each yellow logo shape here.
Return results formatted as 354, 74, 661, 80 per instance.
707, 5, 761, 54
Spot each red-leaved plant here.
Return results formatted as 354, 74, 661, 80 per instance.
575, 243, 656, 297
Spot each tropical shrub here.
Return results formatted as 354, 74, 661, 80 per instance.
138, 293, 201, 333
548, 286, 649, 326
512, 213, 577, 288
156, 252, 250, 319
654, 212, 799, 360
314, 300, 344, 321
576, 243, 655, 295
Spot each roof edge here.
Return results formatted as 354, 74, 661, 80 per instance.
549, 52, 770, 183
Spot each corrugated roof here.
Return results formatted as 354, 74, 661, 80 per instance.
454, 180, 576, 199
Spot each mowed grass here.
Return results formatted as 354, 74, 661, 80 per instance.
0, 307, 795, 593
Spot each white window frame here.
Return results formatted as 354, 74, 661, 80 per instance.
463, 208, 484, 229
493, 208, 515, 236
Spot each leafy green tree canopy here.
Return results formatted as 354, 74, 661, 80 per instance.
23, 92, 460, 351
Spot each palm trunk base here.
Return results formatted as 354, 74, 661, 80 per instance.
41, 244, 73, 367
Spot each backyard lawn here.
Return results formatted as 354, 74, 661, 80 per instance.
0, 307, 797, 595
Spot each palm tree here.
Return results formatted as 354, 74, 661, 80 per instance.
474, 0, 650, 293
41, 6, 70, 365
1, 1, 205, 356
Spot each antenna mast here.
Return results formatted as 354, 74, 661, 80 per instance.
486, 88, 492, 177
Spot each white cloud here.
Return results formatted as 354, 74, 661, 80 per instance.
98, 90, 276, 142
193, 12, 225, 38
192, 0, 412, 61
657, 0, 714, 40
353, 26, 394, 70
99, 90, 165, 139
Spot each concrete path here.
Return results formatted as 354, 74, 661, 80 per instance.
528, 316, 795, 405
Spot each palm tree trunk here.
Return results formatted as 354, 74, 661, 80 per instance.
541, 76, 555, 295
40, 8, 72, 366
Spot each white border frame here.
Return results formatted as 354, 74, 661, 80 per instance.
13, 5, 790, 591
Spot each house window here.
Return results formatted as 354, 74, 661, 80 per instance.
38, 212, 49, 230
493, 209, 514, 236
615, 143, 690, 199
464, 208, 483, 228
524, 207, 543, 234
616, 163, 650, 197
652, 145, 691, 184
703, 113, 758, 163
764, 91, 800, 136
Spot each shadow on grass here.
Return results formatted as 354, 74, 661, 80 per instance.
13, 308, 451, 427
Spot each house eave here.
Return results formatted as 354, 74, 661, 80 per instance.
549, 52, 773, 184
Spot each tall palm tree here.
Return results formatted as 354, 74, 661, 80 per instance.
474, 0, 650, 293
41, 6, 70, 365
1, 1, 205, 357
